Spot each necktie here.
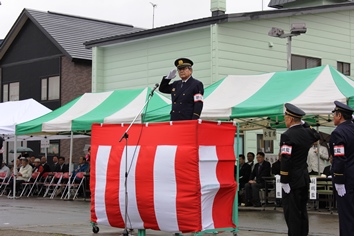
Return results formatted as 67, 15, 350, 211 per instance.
181, 82, 185, 88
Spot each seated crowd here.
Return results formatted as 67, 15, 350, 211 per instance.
235, 150, 332, 208
0, 152, 90, 198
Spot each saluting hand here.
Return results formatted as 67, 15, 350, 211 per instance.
165, 69, 177, 80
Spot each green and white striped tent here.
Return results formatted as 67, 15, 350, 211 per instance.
203, 65, 354, 128
16, 88, 170, 135
147, 65, 354, 128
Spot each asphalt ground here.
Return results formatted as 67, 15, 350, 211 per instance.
0, 197, 339, 236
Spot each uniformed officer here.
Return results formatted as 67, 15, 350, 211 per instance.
280, 103, 319, 236
159, 58, 204, 121
329, 101, 354, 236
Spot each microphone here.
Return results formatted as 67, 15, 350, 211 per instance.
150, 83, 159, 96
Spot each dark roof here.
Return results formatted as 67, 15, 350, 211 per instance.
0, 9, 144, 61
85, 2, 354, 48
268, 0, 297, 9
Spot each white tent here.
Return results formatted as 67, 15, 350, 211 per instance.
0, 99, 51, 135
0, 99, 51, 199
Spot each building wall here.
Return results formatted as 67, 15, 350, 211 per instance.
92, 27, 212, 92
60, 56, 92, 162
92, 9, 354, 156
61, 57, 92, 105
216, 10, 354, 79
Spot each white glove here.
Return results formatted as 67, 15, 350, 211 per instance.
165, 69, 177, 80
281, 183, 291, 194
335, 184, 346, 197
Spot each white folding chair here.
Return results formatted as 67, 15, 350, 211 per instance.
20, 171, 41, 197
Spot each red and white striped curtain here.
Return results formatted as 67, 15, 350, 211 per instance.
90, 120, 237, 233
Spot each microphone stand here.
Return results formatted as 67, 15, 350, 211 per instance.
119, 85, 158, 236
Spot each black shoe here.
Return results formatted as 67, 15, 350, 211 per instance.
245, 202, 253, 207
253, 202, 262, 207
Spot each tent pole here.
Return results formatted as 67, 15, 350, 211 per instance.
233, 122, 240, 234
316, 126, 320, 176
12, 135, 17, 199
68, 131, 74, 198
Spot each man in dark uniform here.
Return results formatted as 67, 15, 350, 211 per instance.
329, 101, 354, 236
159, 58, 204, 121
280, 103, 319, 236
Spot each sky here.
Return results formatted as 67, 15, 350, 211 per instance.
0, 0, 272, 39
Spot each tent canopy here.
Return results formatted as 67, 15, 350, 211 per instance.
147, 65, 354, 129
15, 65, 354, 134
0, 99, 51, 135
16, 88, 170, 135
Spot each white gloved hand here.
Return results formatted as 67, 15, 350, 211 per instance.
165, 69, 177, 80
335, 184, 346, 197
281, 183, 291, 194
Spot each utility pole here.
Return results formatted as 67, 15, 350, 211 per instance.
150, 2, 157, 28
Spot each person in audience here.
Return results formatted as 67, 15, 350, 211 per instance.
307, 141, 329, 175
41, 156, 51, 173
85, 147, 91, 163
7, 157, 32, 196
32, 158, 44, 178
71, 156, 89, 197
0, 160, 11, 179
247, 152, 256, 172
54, 156, 69, 172
27, 156, 34, 168
244, 152, 271, 207
323, 155, 333, 177
235, 154, 251, 205
51, 156, 59, 172
30, 155, 36, 164
11, 158, 21, 173
72, 156, 89, 179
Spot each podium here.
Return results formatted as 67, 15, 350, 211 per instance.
90, 120, 237, 234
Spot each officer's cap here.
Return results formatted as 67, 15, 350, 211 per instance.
284, 103, 305, 118
332, 101, 354, 114
174, 58, 193, 69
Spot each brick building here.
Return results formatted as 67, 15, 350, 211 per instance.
0, 9, 142, 164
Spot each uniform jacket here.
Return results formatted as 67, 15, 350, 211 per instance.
249, 160, 271, 187
272, 160, 281, 175
159, 76, 204, 121
329, 120, 354, 187
280, 124, 319, 189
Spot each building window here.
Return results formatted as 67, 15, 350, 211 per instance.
3, 84, 8, 102
337, 62, 350, 76
41, 76, 60, 101
291, 55, 321, 70
257, 134, 274, 154
3, 82, 19, 101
